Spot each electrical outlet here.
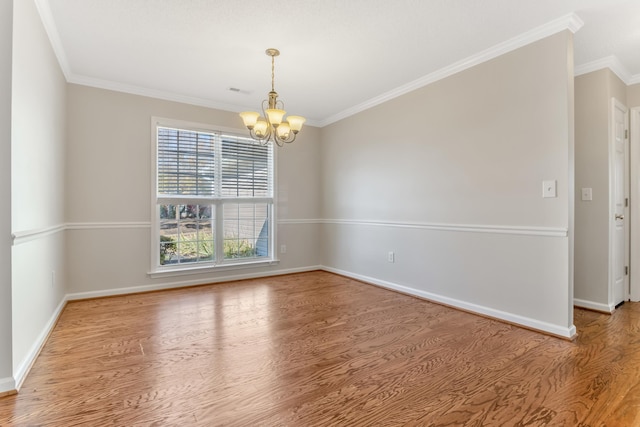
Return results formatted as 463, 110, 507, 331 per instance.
542, 180, 557, 198
280, 244, 287, 254
388, 251, 395, 263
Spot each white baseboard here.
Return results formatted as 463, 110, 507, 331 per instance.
14, 265, 321, 391
13, 296, 68, 391
15, 264, 579, 394
573, 298, 614, 313
67, 265, 322, 300
0, 376, 16, 394
321, 266, 577, 339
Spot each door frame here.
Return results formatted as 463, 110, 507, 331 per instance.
630, 107, 640, 301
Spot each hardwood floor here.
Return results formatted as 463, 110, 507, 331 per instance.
1, 271, 639, 426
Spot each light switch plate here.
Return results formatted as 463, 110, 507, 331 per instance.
542, 180, 557, 198
581, 188, 592, 201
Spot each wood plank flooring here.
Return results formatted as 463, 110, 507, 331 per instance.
1, 271, 640, 426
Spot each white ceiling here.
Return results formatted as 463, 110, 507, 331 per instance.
36, 0, 640, 126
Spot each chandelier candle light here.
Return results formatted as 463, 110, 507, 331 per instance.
240, 48, 306, 146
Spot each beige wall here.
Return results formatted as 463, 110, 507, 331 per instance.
628, 84, 640, 108
10, 0, 67, 383
574, 70, 610, 307
574, 69, 627, 310
320, 31, 575, 336
65, 85, 322, 295
4, 10, 595, 383
0, 0, 14, 392
611, 71, 628, 105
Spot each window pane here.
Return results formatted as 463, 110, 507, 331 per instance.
221, 135, 272, 197
197, 204, 214, 261
223, 203, 269, 259
158, 204, 215, 265
155, 124, 274, 269
157, 127, 215, 196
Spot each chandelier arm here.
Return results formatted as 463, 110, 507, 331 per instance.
261, 99, 272, 127
248, 128, 271, 142
239, 48, 304, 147
275, 131, 297, 145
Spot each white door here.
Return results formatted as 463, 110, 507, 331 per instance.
612, 99, 629, 307
630, 107, 640, 302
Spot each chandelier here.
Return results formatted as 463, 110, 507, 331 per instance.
239, 48, 306, 146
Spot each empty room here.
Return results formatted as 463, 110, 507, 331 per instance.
2, 0, 640, 425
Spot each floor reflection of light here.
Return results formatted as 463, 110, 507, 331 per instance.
152, 283, 277, 417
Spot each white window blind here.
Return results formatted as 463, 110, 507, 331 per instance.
157, 127, 216, 196
221, 135, 272, 197
157, 127, 273, 198
154, 123, 274, 270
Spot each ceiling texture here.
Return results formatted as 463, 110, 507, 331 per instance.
36, 0, 640, 127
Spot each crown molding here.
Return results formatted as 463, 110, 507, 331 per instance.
574, 55, 640, 86
319, 13, 584, 127
34, 3, 591, 128
69, 73, 242, 111
32, 1, 322, 127
33, 0, 247, 117
574, 55, 634, 85
66, 74, 321, 127
33, 0, 71, 80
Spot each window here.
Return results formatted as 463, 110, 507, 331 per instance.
152, 120, 274, 271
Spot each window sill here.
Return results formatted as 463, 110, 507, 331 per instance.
148, 258, 280, 279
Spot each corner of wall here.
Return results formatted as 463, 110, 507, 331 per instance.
0, 0, 14, 390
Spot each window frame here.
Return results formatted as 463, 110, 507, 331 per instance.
149, 117, 278, 277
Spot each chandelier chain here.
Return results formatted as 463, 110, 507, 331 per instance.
271, 55, 275, 92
